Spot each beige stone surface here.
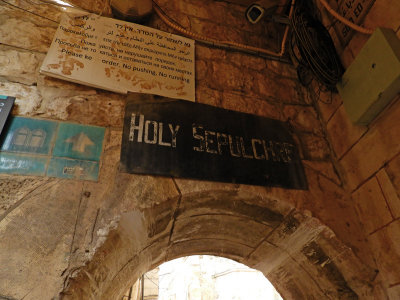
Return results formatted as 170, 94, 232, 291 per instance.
166, 239, 253, 263
363, 0, 400, 31
316, 89, 343, 123
0, 46, 44, 85
283, 105, 322, 135
0, 6, 56, 53
388, 284, 400, 300
296, 241, 358, 299
1, 0, 399, 298
256, 72, 304, 104
221, 91, 281, 120
0, 180, 83, 300
345, 32, 369, 61
315, 229, 376, 298
368, 220, 400, 285
302, 160, 341, 186
385, 153, 400, 209
0, 82, 42, 115
340, 98, 400, 191
340, 45, 356, 69
297, 132, 330, 160
267, 259, 328, 300
0, 175, 50, 216
327, 105, 367, 159
176, 190, 284, 226
376, 169, 400, 219
353, 177, 393, 234
172, 215, 274, 247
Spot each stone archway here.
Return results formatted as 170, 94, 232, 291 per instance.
60, 182, 374, 300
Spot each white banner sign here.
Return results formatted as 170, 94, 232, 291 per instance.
41, 14, 195, 101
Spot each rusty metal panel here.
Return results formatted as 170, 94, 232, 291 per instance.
120, 96, 307, 189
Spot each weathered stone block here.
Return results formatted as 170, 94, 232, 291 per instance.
0, 7, 56, 53
266, 212, 324, 253
340, 45, 356, 69
283, 105, 322, 135
177, 189, 284, 227
245, 241, 291, 275
195, 44, 226, 60
297, 241, 358, 299
0, 82, 42, 115
316, 90, 343, 123
327, 105, 367, 158
297, 132, 330, 160
195, 86, 222, 106
345, 32, 369, 61
267, 259, 328, 300
195, 59, 208, 81
388, 284, 400, 300
208, 61, 244, 90
0, 46, 44, 85
368, 220, 400, 285
316, 229, 376, 298
265, 60, 297, 79
363, 0, 400, 32
376, 169, 400, 219
189, 17, 226, 41
340, 98, 400, 191
256, 73, 302, 104
0, 176, 50, 216
221, 91, 281, 119
0, 180, 83, 300
167, 239, 252, 264
352, 177, 393, 234
65, 93, 125, 127
171, 214, 273, 247
302, 160, 341, 186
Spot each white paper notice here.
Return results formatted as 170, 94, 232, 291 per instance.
41, 14, 195, 101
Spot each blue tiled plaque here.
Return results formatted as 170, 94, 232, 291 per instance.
0, 153, 47, 176
47, 158, 99, 181
53, 123, 105, 161
0, 117, 58, 155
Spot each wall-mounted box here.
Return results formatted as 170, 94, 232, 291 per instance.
337, 28, 400, 125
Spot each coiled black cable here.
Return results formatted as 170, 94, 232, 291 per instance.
290, 1, 344, 91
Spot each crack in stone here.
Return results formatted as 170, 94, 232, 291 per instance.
0, 178, 57, 224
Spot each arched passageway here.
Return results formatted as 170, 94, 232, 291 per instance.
60, 182, 374, 300
2, 0, 399, 298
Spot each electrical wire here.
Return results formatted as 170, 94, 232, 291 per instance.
290, 0, 344, 91
316, 0, 373, 35
152, 0, 294, 62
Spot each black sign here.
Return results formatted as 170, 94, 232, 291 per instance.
0, 96, 15, 136
121, 96, 307, 189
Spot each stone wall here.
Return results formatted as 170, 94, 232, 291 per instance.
0, 0, 397, 299
315, 0, 400, 298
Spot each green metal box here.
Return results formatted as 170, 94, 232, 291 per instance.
337, 28, 400, 125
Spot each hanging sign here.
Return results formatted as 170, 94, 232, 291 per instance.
40, 14, 195, 101
0, 95, 15, 136
120, 97, 308, 189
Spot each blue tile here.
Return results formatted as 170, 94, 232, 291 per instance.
0, 153, 47, 176
0, 117, 58, 155
47, 158, 99, 181
0, 95, 7, 99
53, 123, 105, 161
